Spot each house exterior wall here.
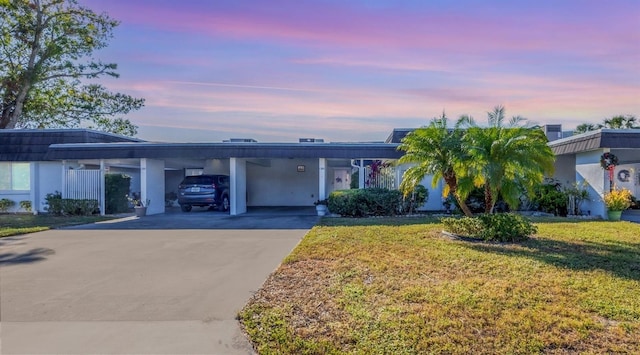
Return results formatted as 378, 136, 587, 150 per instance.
36, 162, 63, 213
246, 158, 318, 206
553, 155, 576, 186
613, 163, 640, 197
165, 170, 183, 206
140, 158, 165, 215
576, 149, 607, 218
230, 158, 247, 215
396, 163, 446, 211
203, 159, 230, 175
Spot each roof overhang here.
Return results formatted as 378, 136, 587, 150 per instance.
44, 142, 404, 160
548, 129, 640, 155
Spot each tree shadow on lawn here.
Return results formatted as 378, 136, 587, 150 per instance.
462, 237, 640, 282
0, 247, 55, 266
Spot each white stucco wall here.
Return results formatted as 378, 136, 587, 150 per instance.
140, 159, 165, 215
230, 158, 247, 215
396, 163, 446, 211
553, 155, 576, 186
204, 159, 230, 175
165, 170, 183, 205
613, 163, 639, 197
36, 161, 63, 213
576, 149, 607, 218
246, 158, 319, 206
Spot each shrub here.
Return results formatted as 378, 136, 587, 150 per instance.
105, 174, 131, 214
530, 181, 568, 216
45, 191, 64, 215
19, 200, 32, 212
328, 188, 402, 217
0, 198, 16, 213
402, 184, 428, 213
441, 213, 537, 242
45, 191, 98, 216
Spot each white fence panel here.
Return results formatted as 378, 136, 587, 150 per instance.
365, 166, 397, 190
64, 169, 101, 201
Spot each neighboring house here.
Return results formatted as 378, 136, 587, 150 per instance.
548, 129, 640, 218
0, 129, 401, 215
2, 127, 639, 218
0, 130, 141, 214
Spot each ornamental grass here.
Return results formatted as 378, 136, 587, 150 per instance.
604, 188, 633, 211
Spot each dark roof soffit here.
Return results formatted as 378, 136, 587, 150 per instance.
44, 142, 403, 160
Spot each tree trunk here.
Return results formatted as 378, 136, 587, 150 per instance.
443, 171, 473, 217
484, 184, 494, 214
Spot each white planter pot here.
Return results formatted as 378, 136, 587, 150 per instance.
134, 206, 147, 217
316, 205, 327, 216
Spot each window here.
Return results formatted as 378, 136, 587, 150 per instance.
0, 162, 30, 190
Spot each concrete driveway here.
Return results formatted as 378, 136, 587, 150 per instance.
0, 211, 314, 354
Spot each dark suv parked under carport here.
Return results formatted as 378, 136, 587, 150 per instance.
178, 174, 230, 212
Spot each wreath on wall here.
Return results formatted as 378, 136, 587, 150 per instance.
600, 152, 619, 170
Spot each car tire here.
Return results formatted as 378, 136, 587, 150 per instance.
218, 195, 229, 212
181, 204, 192, 212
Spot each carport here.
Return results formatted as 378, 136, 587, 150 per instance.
45, 141, 403, 216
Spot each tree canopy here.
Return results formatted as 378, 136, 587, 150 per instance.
399, 106, 556, 215
460, 106, 556, 213
398, 112, 474, 217
0, 0, 144, 135
574, 115, 638, 135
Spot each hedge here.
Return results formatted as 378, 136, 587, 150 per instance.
328, 188, 402, 217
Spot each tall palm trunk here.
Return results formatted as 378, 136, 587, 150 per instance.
444, 171, 473, 217
484, 184, 495, 214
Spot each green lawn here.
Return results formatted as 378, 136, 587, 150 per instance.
240, 217, 640, 354
0, 214, 114, 237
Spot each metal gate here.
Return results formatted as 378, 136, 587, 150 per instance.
64, 169, 101, 201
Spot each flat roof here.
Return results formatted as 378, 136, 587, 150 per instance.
548, 129, 640, 155
44, 142, 403, 160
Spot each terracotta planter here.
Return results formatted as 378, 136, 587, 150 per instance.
607, 210, 622, 221
134, 206, 147, 217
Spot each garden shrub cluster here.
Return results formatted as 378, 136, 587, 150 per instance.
0, 198, 16, 212
45, 191, 99, 216
441, 213, 537, 242
328, 188, 402, 217
402, 184, 428, 214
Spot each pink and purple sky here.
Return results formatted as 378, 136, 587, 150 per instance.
82, 0, 639, 142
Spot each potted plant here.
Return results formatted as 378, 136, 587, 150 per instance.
128, 193, 150, 217
603, 188, 632, 221
314, 199, 328, 216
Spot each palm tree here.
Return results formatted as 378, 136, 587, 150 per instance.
603, 114, 639, 129
573, 114, 638, 135
574, 123, 602, 135
461, 106, 556, 213
398, 113, 474, 217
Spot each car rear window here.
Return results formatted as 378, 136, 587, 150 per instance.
182, 176, 214, 185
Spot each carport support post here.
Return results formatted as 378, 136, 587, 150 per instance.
100, 159, 105, 216
140, 158, 165, 215
230, 157, 247, 216
319, 158, 327, 200
358, 159, 365, 189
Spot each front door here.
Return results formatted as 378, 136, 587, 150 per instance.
333, 169, 351, 192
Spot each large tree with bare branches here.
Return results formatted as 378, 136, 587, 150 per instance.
0, 0, 143, 135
